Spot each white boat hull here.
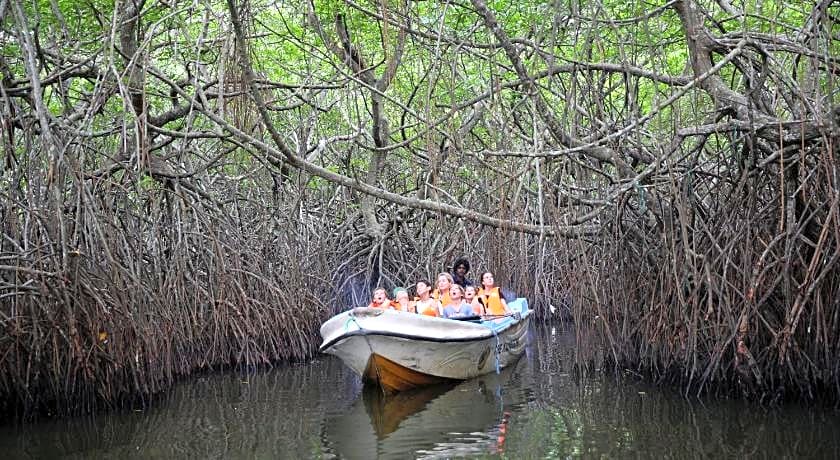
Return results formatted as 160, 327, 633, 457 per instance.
319, 299, 531, 391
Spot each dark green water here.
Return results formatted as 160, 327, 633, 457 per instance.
1, 324, 838, 459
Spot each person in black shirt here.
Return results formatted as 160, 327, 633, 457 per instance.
451, 257, 473, 287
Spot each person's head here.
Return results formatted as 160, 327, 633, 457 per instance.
449, 284, 464, 301
464, 285, 477, 301
394, 288, 409, 304
372, 287, 388, 305
415, 280, 431, 297
437, 272, 453, 292
453, 258, 470, 276
481, 272, 495, 289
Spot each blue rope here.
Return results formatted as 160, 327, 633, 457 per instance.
483, 310, 524, 374
345, 310, 368, 332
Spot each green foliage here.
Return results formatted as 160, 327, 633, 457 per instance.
4, 0, 831, 195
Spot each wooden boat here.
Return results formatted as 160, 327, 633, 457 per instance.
319, 298, 531, 392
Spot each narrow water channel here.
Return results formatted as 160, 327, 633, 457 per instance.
1, 323, 838, 459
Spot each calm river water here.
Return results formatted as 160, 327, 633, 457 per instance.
1, 323, 838, 459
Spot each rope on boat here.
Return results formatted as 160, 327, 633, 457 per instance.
483, 311, 522, 374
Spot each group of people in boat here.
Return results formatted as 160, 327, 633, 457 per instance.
366, 258, 512, 319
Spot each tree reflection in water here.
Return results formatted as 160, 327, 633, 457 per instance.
0, 323, 838, 459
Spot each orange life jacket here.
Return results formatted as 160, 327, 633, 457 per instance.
368, 299, 394, 309
432, 289, 452, 307
415, 298, 439, 317
392, 300, 414, 312
478, 287, 506, 315
421, 308, 439, 317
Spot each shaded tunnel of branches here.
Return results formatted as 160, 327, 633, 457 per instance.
0, 0, 838, 415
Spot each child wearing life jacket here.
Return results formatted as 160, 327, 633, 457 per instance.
442, 284, 476, 319
464, 285, 484, 315
367, 287, 395, 309
392, 287, 412, 312
413, 280, 442, 317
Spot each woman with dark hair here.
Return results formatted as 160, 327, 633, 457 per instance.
451, 257, 473, 287
414, 280, 442, 317
477, 272, 511, 316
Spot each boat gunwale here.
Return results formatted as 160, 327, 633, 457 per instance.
318, 304, 532, 353
318, 321, 523, 352
319, 303, 530, 352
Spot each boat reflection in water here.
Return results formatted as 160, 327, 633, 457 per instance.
323, 357, 526, 459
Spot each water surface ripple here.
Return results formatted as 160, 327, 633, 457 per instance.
1, 323, 838, 458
